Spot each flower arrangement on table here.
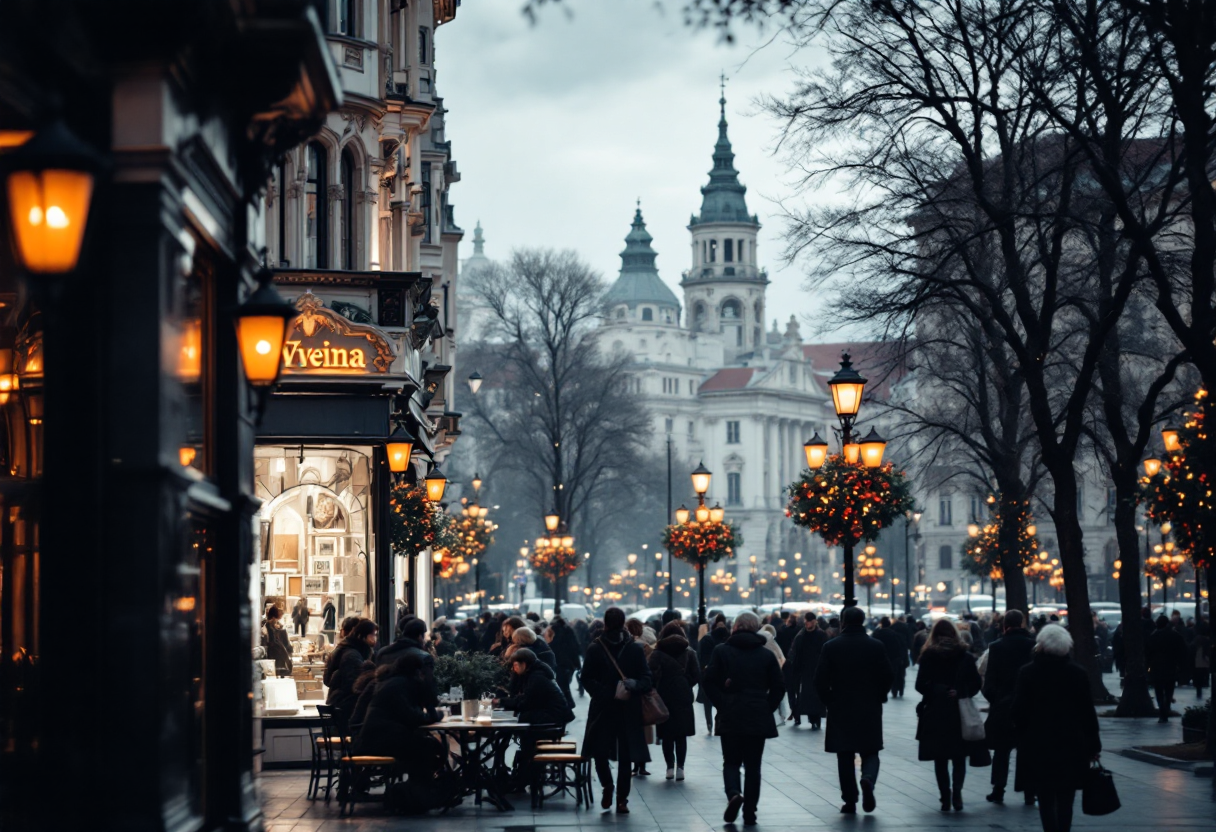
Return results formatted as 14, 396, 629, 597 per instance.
785, 455, 914, 545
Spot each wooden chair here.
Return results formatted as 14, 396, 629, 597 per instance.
306, 711, 342, 801
531, 750, 592, 810
317, 705, 401, 816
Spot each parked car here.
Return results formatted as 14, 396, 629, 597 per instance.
627, 606, 694, 624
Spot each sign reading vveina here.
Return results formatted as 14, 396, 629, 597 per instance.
280, 291, 397, 376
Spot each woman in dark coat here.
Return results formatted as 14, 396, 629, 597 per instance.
262, 606, 294, 676
915, 618, 982, 812
786, 615, 828, 728
701, 612, 785, 826
581, 607, 653, 814
648, 621, 700, 780
354, 653, 441, 777
325, 619, 378, 715
1012, 624, 1101, 832
696, 618, 729, 735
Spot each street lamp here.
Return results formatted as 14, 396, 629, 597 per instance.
859, 427, 887, 468
3, 121, 101, 274
544, 508, 560, 533
424, 466, 447, 501
1143, 457, 1162, 477
691, 462, 712, 497
234, 270, 296, 388
472, 472, 483, 493
467, 371, 483, 394
827, 352, 870, 607
385, 424, 415, 474
675, 505, 690, 524
1161, 426, 1181, 454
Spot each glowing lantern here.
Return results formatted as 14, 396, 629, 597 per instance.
675, 505, 690, 524
859, 426, 887, 468
828, 352, 867, 418
424, 467, 447, 501
385, 425, 415, 473
691, 462, 712, 496
234, 273, 295, 386
803, 432, 828, 469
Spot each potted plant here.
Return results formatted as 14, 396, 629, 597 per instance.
434, 650, 506, 720
1181, 701, 1210, 744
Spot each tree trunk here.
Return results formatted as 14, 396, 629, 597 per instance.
1112, 478, 1155, 716
996, 493, 1028, 617
1049, 467, 1111, 701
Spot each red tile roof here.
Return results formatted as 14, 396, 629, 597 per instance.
699, 367, 756, 392
802, 342, 904, 401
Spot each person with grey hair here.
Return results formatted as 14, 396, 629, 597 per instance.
1012, 624, 1100, 832
702, 610, 786, 825
814, 605, 894, 815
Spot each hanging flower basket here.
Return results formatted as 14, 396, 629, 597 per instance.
530, 546, 580, 582
661, 521, 741, 568
389, 481, 458, 557
786, 456, 914, 545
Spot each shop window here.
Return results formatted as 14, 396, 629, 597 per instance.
305, 143, 328, 268
727, 472, 742, 506
341, 150, 356, 270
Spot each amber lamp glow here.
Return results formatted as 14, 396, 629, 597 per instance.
235, 274, 295, 387
1162, 427, 1181, 453
827, 352, 867, 418
1143, 458, 1162, 477
709, 504, 725, 524
843, 443, 861, 464
803, 432, 828, 469
0, 349, 17, 405
675, 505, 690, 524
178, 319, 202, 384
859, 426, 887, 468
471, 472, 483, 492
385, 425, 415, 473
695, 505, 711, 523
691, 462, 712, 496
4, 122, 101, 274
424, 467, 447, 501
544, 509, 560, 532
561, 534, 574, 549
180, 446, 197, 467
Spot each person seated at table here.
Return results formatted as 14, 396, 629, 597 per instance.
354, 653, 444, 779
325, 619, 378, 716
499, 648, 575, 789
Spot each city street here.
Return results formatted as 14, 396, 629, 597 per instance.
261, 675, 1213, 831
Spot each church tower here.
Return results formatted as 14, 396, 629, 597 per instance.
682, 83, 768, 360
604, 204, 681, 326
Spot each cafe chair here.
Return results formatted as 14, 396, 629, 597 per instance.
307, 710, 343, 801
317, 705, 401, 817
531, 749, 592, 810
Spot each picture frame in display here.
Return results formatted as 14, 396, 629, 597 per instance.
306, 596, 322, 613
311, 557, 332, 576
346, 592, 365, 614
287, 576, 303, 598
314, 537, 338, 559
303, 576, 326, 595
264, 573, 286, 597
328, 576, 344, 595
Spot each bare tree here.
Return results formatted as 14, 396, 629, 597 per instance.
462, 249, 655, 601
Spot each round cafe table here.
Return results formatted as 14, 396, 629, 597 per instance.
425, 718, 559, 811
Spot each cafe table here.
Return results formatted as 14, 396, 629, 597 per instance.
425, 717, 551, 811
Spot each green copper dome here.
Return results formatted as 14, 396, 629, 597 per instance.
691, 90, 758, 227
604, 205, 680, 313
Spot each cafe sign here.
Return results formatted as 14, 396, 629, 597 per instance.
281, 291, 396, 376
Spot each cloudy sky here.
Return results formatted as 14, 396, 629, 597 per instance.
438, 1, 838, 340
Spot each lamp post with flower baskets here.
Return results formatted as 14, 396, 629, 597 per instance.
789, 355, 915, 607
856, 546, 884, 613
662, 462, 739, 625
531, 510, 577, 615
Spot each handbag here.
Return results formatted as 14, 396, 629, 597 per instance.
1081, 762, 1120, 816
959, 695, 986, 742
599, 638, 669, 726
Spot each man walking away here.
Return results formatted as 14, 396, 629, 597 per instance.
814, 606, 894, 815
872, 617, 910, 698
981, 609, 1035, 804
702, 612, 785, 826
1146, 615, 1188, 722
786, 615, 828, 728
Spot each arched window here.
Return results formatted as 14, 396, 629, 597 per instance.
642, 307, 654, 322
724, 239, 734, 262
692, 301, 707, 332
709, 239, 718, 262
305, 143, 328, 269
340, 150, 356, 269
721, 299, 741, 320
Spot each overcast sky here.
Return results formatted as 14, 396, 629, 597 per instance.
438, 1, 840, 340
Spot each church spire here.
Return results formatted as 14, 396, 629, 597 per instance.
692, 79, 755, 227
472, 220, 485, 256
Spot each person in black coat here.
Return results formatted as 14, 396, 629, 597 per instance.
787, 615, 828, 728
915, 618, 982, 812
291, 597, 311, 637
353, 653, 442, 778
262, 606, 294, 676
702, 612, 785, 826
320, 595, 337, 644
981, 610, 1036, 804
696, 619, 729, 735
547, 616, 582, 708
324, 619, 379, 715
648, 621, 700, 780
775, 614, 800, 715
813, 605, 894, 815
872, 616, 910, 698
499, 648, 575, 785
1146, 615, 1188, 722
1012, 624, 1101, 832
581, 608, 653, 814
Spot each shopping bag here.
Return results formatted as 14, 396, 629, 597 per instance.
959, 696, 986, 742
1081, 762, 1120, 816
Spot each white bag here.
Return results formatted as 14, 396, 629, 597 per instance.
959, 695, 985, 741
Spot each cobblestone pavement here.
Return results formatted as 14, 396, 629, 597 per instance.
261, 673, 1214, 831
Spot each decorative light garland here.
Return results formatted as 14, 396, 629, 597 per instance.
785, 455, 914, 544
1141, 388, 1214, 570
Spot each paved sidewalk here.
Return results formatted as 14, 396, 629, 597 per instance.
261, 676, 1214, 831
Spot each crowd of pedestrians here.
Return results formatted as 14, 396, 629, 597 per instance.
299, 597, 1209, 830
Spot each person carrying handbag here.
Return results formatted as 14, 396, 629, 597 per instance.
915, 618, 983, 812
701, 612, 786, 826
580, 608, 654, 815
